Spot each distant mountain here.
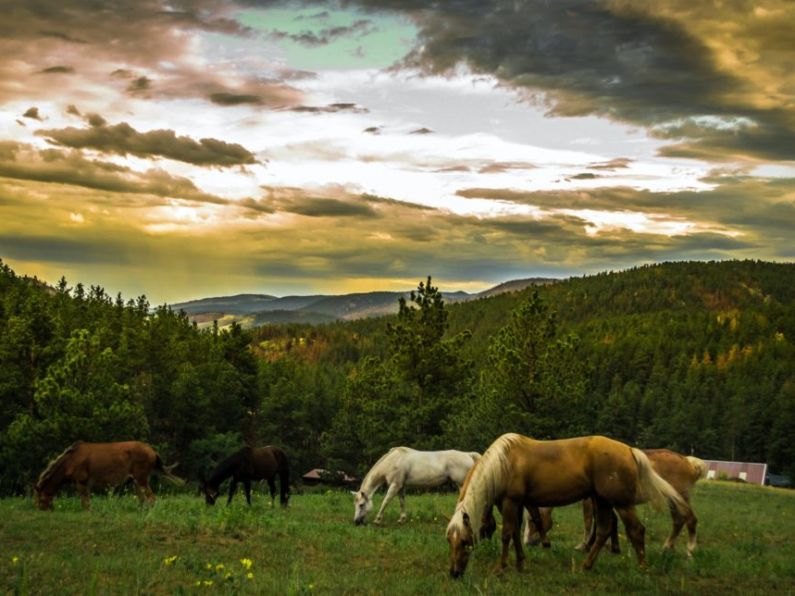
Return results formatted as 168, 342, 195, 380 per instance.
171, 278, 558, 327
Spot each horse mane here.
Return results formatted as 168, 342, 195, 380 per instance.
448, 434, 518, 541
35, 441, 82, 491
686, 456, 708, 480
207, 448, 246, 487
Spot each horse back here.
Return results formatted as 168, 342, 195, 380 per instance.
644, 448, 697, 499
72, 441, 157, 486
510, 436, 638, 507
244, 446, 287, 479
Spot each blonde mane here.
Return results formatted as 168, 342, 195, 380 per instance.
448, 433, 519, 541
686, 455, 708, 480
35, 441, 81, 491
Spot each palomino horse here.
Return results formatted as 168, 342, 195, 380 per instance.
352, 447, 480, 525
34, 441, 184, 510
201, 445, 290, 507
524, 449, 708, 556
446, 433, 693, 577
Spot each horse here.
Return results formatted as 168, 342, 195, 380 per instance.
201, 445, 290, 507
34, 440, 184, 510
446, 433, 693, 577
524, 449, 708, 556
352, 447, 480, 525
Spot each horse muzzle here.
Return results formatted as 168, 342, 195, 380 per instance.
354, 518, 366, 526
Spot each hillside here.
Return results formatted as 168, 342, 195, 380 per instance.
1, 258, 793, 494
170, 279, 556, 327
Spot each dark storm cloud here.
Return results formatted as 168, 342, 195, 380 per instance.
37, 121, 258, 167
22, 107, 42, 120
38, 65, 75, 74
209, 92, 264, 106
341, 0, 795, 162
254, 186, 380, 218
0, 234, 127, 265
0, 141, 230, 204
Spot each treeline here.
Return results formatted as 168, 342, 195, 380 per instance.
1, 259, 794, 495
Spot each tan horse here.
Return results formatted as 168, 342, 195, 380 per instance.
446, 433, 693, 577
34, 441, 184, 510
525, 449, 708, 556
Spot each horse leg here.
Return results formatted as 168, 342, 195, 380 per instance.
575, 498, 594, 551
615, 506, 646, 567
227, 478, 238, 505
663, 499, 694, 555
685, 506, 699, 557
582, 500, 613, 570
526, 505, 551, 548
397, 487, 407, 523
76, 482, 91, 510
244, 480, 252, 506
267, 477, 277, 507
609, 508, 620, 553
374, 482, 401, 525
481, 507, 497, 540
499, 498, 524, 571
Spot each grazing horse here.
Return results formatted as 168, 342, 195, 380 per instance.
34, 441, 184, 510
446, 433, 693, 577
201, 446, 290, 507
524, 449, 708, 556
352, 447, 480, 525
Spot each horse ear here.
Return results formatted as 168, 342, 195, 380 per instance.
350, 490, 358, 496
462, 512, 471, 527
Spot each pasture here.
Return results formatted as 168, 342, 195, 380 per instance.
1, 482, 793, 595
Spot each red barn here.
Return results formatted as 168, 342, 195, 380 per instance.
702, 460, 767, 485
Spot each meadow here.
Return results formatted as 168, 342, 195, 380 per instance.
1, 482, 793, 595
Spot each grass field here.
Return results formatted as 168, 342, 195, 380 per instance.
1, 481, 794, 595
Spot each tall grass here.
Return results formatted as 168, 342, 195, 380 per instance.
1, 482, 793, 594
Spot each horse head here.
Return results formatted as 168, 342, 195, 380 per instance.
447, 510, 475, 578
34, 485, 54, 511
351, 490, 372, 525
201, 480, 219, 505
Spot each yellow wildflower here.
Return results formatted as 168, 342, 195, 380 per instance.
246, 572, 254, 580
163, 555, 178, 566
195, 581, 202, 587
206, 563, 213, 570
203, 580, 214, 587
240, 558, 253, 570
11, 556, 19, 564
215, 563, 224, 572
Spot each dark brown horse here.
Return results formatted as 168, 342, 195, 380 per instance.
446, 433, 693, 577
201, 445, 290, 507
524, 449, 707, 556
34, 441, 184, 510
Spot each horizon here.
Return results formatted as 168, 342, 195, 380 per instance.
2, 1, 794, 304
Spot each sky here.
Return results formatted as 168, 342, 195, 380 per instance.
1, 0, 794, 304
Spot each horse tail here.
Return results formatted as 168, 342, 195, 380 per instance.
686, 456, 708, 481
154, 455, 186, 486
448, 433, 518, 542
36, 441, 82, 491
273, 447, 290, 505
631, 448, 690, 517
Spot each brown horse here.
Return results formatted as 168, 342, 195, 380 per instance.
34, 441, 184, 510
201, 445, 290, 507
446, 433, 693, 577
524, 449, 707, 556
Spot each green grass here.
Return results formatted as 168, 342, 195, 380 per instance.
1, 482, 794, 595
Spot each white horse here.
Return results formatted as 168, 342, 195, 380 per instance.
352, 447, 480, 525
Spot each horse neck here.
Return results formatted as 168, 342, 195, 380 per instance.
359, 451, 398, 496
208, 452, 242, 488
454, 434, 517, 538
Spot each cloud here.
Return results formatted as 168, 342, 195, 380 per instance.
289, 103, 368, 114
268, 19, 375, 47
22, 107, 42, 120
0, 141, 229, 204
347, 0, 795, 163
38, 65, 75, 74
37, 121, 258, 167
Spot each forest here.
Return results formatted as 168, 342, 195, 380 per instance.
1, 258, 793, 495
